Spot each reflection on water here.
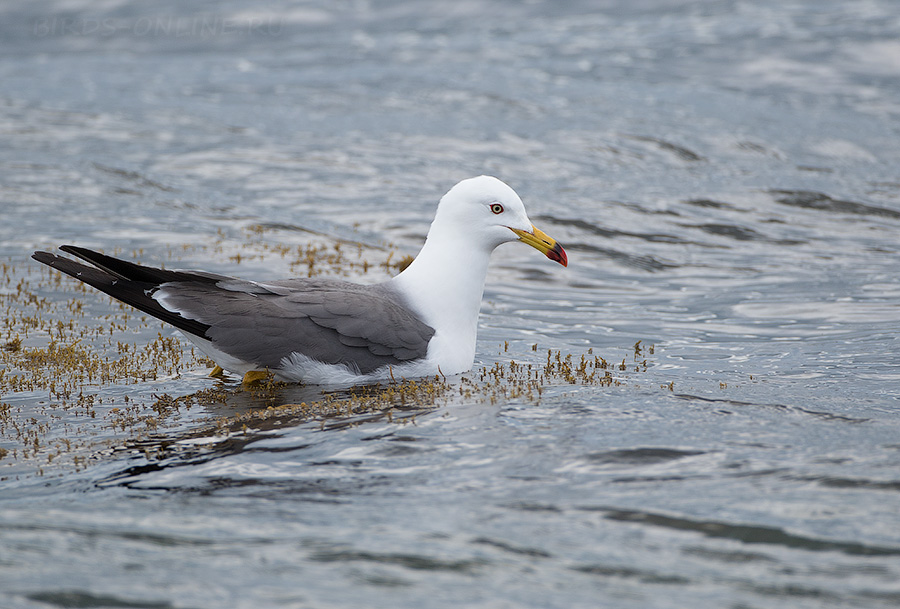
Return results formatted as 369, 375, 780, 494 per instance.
2, 0, 900, 607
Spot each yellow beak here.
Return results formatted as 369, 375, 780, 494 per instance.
510, 225, 568, 267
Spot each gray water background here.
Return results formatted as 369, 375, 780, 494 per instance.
1, 1, 900, 607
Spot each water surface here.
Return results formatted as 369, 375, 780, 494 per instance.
1, 1, 900, 607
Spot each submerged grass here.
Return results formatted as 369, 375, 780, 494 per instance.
107, 343, 647, 469
1, 226, 652, 478
115, 343, 649, 466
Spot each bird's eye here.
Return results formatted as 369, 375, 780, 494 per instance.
490, 203, 504, 214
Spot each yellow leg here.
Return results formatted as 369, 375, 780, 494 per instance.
242, 369, 269, 385
209, 364, 224, 377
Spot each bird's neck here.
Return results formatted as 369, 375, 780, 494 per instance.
389, 232, 493, 372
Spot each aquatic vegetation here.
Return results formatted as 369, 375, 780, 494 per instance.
0, 261, 203, 474
1, 228, 653, 478
112, 341, 652, 466
104, 343, 648, 468
201, 223, 414, 277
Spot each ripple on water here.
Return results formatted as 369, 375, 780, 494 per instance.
3, 1, 900, 608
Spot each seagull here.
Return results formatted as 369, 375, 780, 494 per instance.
32, 176, 567, 386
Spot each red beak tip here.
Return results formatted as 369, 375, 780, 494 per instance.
549, 245, 568, 267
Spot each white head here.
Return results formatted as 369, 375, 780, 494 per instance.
428, 175, 567, 265
390, 176, 566, 375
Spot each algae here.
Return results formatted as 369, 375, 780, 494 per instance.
2, 226, 656, 478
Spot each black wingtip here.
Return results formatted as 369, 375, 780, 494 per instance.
32, 247, 74, 261
30, 245, 213, 340
59, 244, 91, 258
32, 250, 71, 271
55, 245, 125, 277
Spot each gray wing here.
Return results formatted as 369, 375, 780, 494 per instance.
155, 277, 435, 374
